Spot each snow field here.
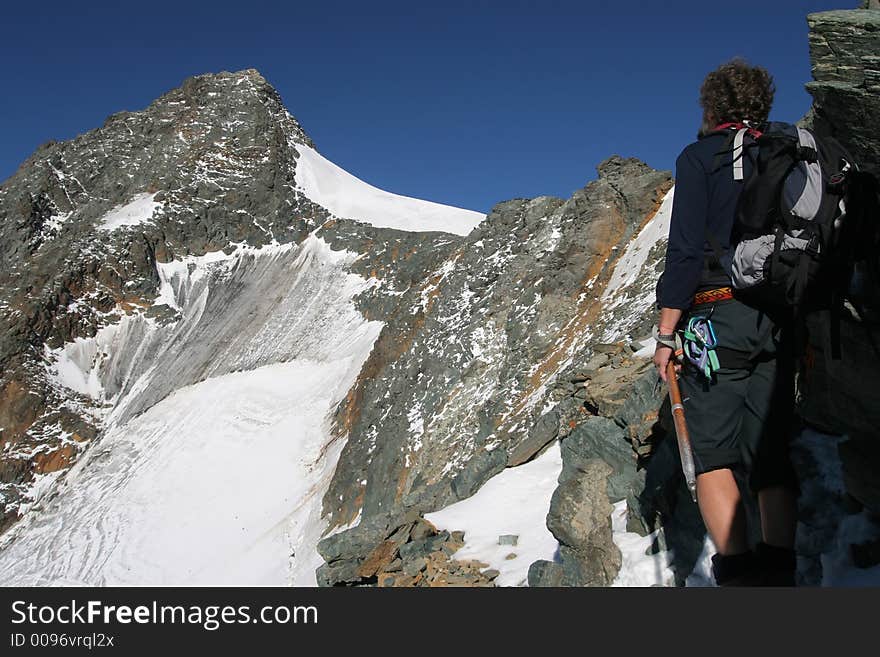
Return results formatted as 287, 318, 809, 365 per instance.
294, 144, 484, 236
2, 236, 383, 585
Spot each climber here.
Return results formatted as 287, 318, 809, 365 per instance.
652, 59, 799, 586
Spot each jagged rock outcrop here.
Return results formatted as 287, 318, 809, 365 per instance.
315, 158, 673, 585
534, 458, 621, 586
806, 8, 880, 174
529, 346, 706, 587
800, 5, 880, 520
318, 515, 498, 587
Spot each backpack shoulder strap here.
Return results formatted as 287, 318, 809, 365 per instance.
709, 126, 760, 176
732, 128, 749, 181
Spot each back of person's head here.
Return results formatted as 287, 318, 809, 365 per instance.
698, 58, 775, 136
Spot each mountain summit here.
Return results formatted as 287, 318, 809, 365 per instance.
0, 68, 481, 542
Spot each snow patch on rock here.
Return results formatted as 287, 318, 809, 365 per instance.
426, 442, 562, 586
96, 193, 161, 231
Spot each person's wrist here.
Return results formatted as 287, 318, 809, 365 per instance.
653, 323, 678, 351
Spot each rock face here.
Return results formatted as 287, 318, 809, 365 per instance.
314, 158, 673, 585
806, 9, 880, 174
529, 349, 706, 587
801, 5, 880, 520
542, 458, 621, 586
318, 516, 497, 587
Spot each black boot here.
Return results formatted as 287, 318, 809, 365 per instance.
711, 551, 761, 586
755, 542, 797, 586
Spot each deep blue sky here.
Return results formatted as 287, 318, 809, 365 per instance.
1, 0, 854, 213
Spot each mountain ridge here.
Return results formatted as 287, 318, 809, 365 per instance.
0, 63, 675, 584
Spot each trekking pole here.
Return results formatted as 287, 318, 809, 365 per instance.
666, 362, 698, 502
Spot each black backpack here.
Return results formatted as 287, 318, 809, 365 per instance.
715, 121, 880, 356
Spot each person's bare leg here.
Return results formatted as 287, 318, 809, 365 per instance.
758, 485, 797, 548
696, 468, 749, 554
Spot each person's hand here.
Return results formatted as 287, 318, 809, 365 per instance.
653, 343, 680, 382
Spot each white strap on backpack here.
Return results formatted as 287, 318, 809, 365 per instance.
732, 127, 749, 181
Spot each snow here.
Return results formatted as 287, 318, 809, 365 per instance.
0, 359, 373, 586
45, 335, 109, 400
633, 338, 657, 358
152, 241, 294, 312
425, 441, 676, 587
611, 500, 675, 587
683, 537, 717, 587
42, 210, 72, 238
96, 192, 161, 231
602, 186, 674, 302
0, 236, 383, 586
425, 442, 562, 586
294, 144, 484, 236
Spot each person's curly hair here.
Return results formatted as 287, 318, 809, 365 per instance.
699, 58, 775, 132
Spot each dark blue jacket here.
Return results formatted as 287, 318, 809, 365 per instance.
658, 130, 753, 309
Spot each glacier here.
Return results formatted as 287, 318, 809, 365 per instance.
0, 232, 386, 585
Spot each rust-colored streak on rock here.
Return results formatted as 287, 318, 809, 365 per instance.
32, 444, 77, 474
501, 208, 627, 428
0, 379, 40, 446
357, 539, 399, 579
395, 464, 410, 503
117, 295, 149, 313
499, 186, 670, 436
631, 186, 671, 238
331, 249, 463, 444
330, 314, 424, 444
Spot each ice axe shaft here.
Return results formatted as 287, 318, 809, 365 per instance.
667, 362, 698, 502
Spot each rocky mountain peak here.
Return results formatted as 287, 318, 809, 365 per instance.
0, 68, 338, 536
144, 67, 313, 148
596, 155, 656, 182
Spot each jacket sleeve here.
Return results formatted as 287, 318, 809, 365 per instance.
659, 147, 708, 310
